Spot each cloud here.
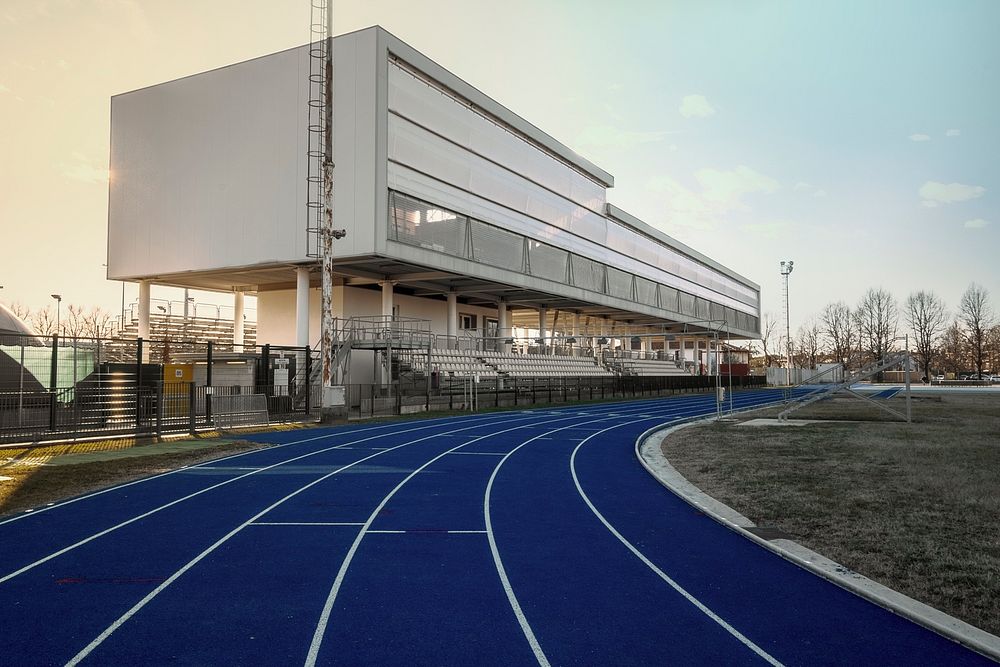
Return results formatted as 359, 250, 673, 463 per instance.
740, 220, 793, 240
794, 181, 827, 197
679, 94, 715, 118
909, 134, 931, 142
945, 129, 961, 137
646, 165, 780, 231
61, 154, 109, 185
695, 166, 779, 209
575, 125, 679, 150
919, 181, 986, 207
963, 218, 990, 229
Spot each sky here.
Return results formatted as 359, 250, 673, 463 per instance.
1, 0, 997, 336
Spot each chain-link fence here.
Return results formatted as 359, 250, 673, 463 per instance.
0, 333, 320, 445
343, 374, 766, 419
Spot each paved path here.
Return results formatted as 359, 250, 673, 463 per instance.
1, 389, 992, 665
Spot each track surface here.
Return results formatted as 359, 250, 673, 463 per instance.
1, 389, 992, 666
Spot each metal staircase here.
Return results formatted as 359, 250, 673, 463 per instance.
778, 351, 911, 422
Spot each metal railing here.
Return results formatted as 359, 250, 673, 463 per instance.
343, 375, 766, 419
0, 332, 319, 445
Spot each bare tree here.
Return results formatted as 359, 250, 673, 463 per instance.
82, 307, 116, 339
9, 302, 30, 321
959, 283, 994, 378
820, 301, 855, 370
759, 312, 779, 368
63, 304, 87, 338
939, 321, 969, 374
986, 324, 1000, 374
796, 319, 821, 369
905, 291, 947, 381
30, 306, 57, 336
855, 288, 898, 379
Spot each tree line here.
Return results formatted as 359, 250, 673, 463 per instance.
6, 303, 119, 340
758, 283, 998, 379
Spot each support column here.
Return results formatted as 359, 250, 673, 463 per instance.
497, 299, 509, 353
380, 280, 394, 319
138, 280, 151, 363
233, 290, 245, 352
296, 267, 310, 348
379, 280, 395, 387
447, 292, 458, 349
572, 312, 580, 356
538, 307, 548, 354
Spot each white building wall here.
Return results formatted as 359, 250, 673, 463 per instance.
108, 45, 313, 280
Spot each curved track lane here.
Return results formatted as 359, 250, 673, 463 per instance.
1, 389, 992, 665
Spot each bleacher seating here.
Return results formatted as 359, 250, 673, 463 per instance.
609, 357, 690, 377
418, 350, 613, 379
482, 351, 613, 378
427, 351, 498, 379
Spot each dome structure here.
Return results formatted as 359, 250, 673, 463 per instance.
0, 302, 38, 337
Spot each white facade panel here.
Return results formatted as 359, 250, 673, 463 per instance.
387, 163, 757, 316
108, 46, 312, 280
387, 62, 606, 214
332, 29, 384, 258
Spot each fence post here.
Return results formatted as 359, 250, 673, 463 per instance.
135, 337, 143, 433
156, 379, 163, 438
188, 382, 196, 435
261, 344, 271, 397
48, 334, 59, 430
206, 341, 213, 427
304, 345, 312, 416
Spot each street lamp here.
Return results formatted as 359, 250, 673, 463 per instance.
50, 294, 62, 336
779, 260, 794, 386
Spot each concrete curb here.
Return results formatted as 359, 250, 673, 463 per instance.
635, 418, 1000, 663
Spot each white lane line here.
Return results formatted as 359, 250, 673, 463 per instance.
0, 415, 517, 586
365, 530, 487, 535
448, 451, 507, 456
63, 413, 539, 667
480, 397, 778, 667
569, 426, 785, 666
302, 414, 589, 667
302, 400, 673, 667
250, 522, 364, 527
0, 412, 504, 527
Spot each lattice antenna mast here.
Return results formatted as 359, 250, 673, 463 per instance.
306, 0, 346, 402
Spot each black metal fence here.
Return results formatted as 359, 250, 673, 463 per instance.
344, 374, 766, 419
0, 333, 319, 445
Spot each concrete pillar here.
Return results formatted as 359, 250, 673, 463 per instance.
138, 280, 151, 363
380, 280, 394, 319
641, 331, 651, 355
446, 292, 458, 349
497, 299, 509, 353
296, 267, 310, 348
233, 291, 245, 352
538, 307, 548, 354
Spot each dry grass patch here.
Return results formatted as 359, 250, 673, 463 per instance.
0, 437, 269, 519
663, 394, 1000, 636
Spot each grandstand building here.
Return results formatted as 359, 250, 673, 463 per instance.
106, 26, 760, 385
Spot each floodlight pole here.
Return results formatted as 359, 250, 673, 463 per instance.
319, 1, 346, 413
780, 260, 794, 386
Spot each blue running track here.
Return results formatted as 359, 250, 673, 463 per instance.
1, 389, 993, 665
